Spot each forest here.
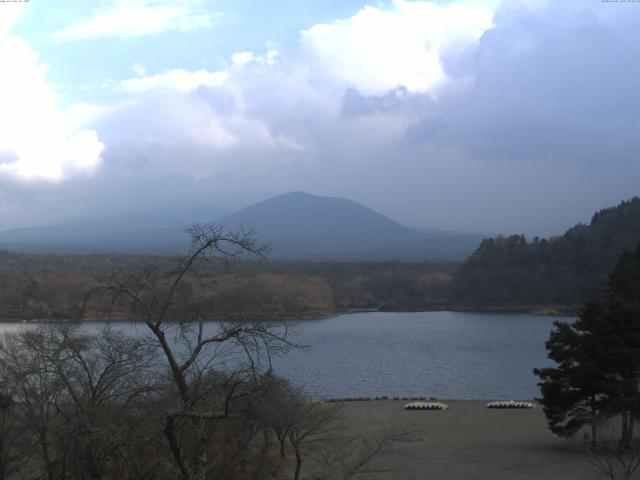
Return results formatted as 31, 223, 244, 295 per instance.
450, 198, 640, 311
0, 251, 456, 322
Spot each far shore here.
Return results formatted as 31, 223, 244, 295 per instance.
0, 305, 579, 324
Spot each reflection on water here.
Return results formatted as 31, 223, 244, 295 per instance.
0, 311, 565, 400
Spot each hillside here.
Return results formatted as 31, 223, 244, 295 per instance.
0, 192, 480, 259
219, 191, 481, 260
451, 197, 640, 309
0, 215, 189, 254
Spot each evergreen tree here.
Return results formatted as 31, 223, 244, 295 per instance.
534, 302, 608, 446
454, 197, 640, 308
535, 244, 640, 445
599, 245, 640, 444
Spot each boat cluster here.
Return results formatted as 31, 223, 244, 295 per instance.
404, 401, 449, 410
402, 400, 537, 410
324, 395, 436, 402
486, 400, 535, 409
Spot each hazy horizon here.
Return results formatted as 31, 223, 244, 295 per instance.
1, 0, 639, 237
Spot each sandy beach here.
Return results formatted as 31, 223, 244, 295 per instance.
337, 400, 602, 480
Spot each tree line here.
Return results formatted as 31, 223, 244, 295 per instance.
0, 250, 456, 321
452, 197, 640, 310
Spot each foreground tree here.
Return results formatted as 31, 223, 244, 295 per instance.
535, 244, 640, 446
585, 429, 640, 480
0, 224, 406, 479
534, 302, 608, 445
87, 223, 297, 479
0, 391, 17, 480
0, 325, 159, 479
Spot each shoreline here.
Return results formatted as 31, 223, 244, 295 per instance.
320, 396, 539, 403
0, 306, 578, 324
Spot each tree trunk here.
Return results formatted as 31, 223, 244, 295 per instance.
193, 419, 208, 480
293, 446, 302, 480
164, 415, 190, 480
40, 430, 54, 480
262, 430, 270, 456
622, 410, 631, 447
591, 397, 598, 448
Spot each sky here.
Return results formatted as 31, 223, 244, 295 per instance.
0, 0, 639, 236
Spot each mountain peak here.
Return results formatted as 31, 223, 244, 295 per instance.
218, 192, 478, 259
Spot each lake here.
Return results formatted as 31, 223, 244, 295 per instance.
272, 311, 562, 400
0, 311, 565, 400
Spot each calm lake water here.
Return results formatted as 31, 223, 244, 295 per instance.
0, 311, 566, 400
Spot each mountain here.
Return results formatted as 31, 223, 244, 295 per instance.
218, 191, 481, 259
0, 215, 189, 254
451, 197, 640, 309
0, 192, 482, 259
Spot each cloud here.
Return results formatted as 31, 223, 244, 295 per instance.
0, 34, 103, 182
131, 63, 147, 77
2, 0, 640, 237
118, 49, 281, 94
98, 49, 303, 171
403, 0, 640, 166
54, 0, 216, 40
120, 69, 228, 93
0, 2, 26, 35
301, 0, 495, 95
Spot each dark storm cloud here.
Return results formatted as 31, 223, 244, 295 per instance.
405, 0, 640, 168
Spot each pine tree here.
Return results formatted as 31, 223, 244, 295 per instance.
534, 302, 608, 446
535, 244, 640, 445
599, 245, 640, 444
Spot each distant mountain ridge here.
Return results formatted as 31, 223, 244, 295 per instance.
218, 192, 480, 259
0, 192, 483, 259
0, 215, 189, 254
451, 197, 640, 308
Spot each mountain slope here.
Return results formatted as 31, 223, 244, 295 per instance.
0, 192, 481, 259
0, 215, 191, 254
219, 191, 479, 259
451, 197, 640, 308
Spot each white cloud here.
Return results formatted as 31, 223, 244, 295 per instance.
120, 68, 228, 93
54, 0, 215, 41
131, 62, 147, 77
301, 0, 495, 95
120, 47, 281, 94
0, 2, 26, 35
0, 36, 104, 182
109, 50, 303, 160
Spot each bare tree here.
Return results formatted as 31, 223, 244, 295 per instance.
287, 401, 341, 480
0, 223, 403, 480
0, 325, 161, 480
0, 328, 66, 480
259, 375, 300, 458
88, 223, 297, 480
263, 385, 406, 480
584, 424, 640, 480
0, 391, 18, 480
45, 325, 159, 479
307, 428, 409, 480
